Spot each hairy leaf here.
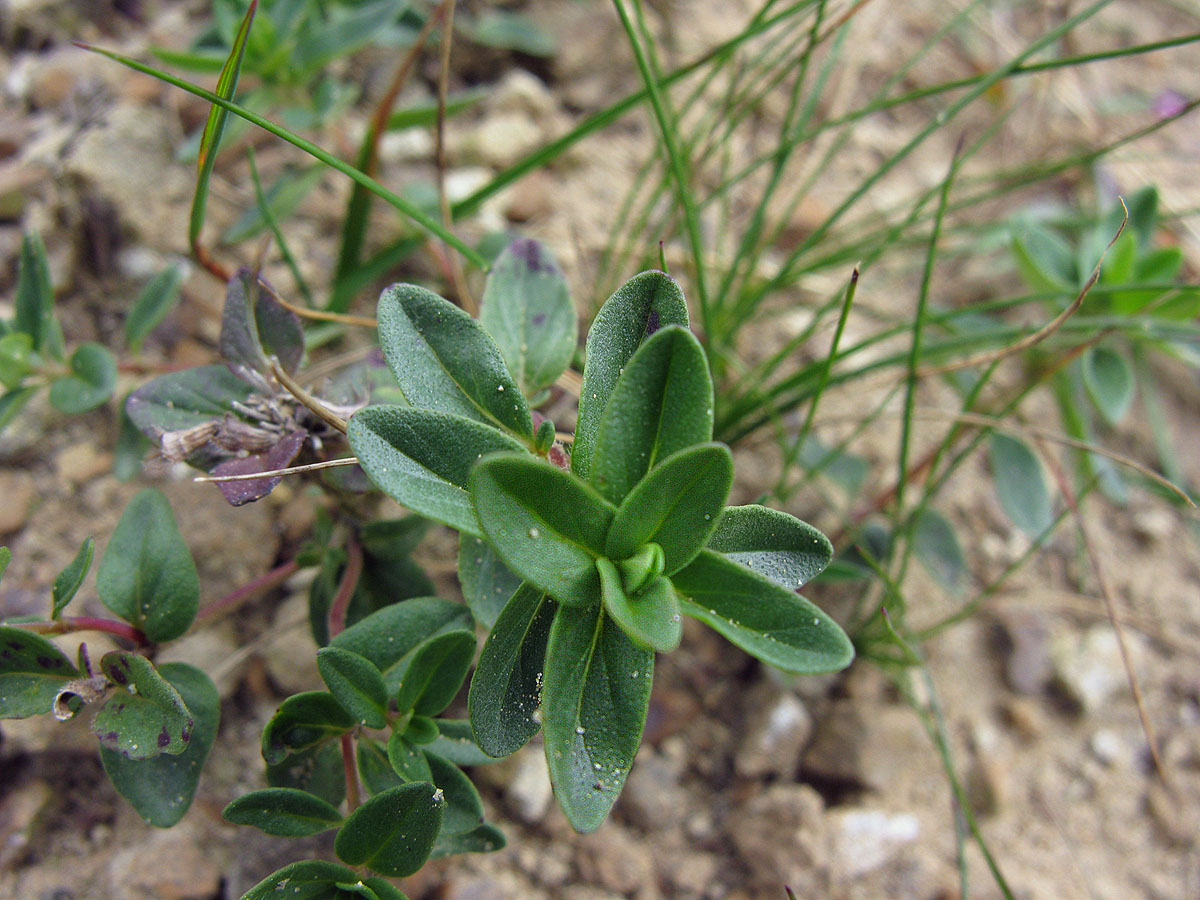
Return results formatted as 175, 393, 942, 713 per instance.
349, 405, 527, 536
458, 534, 522, 629
605, 443, 731, 573
468, 584, 556, 758
261, 691, 356, 765
542, 603, 653, 832
673, 550, 853, 673
479, 238, 577, 395
224, 788, 343, 837
392, 630, 475, 716
589, 326, 713, 503
573, 271, 688, 480
240, 860, 411, 900
597, 561, 681, 653
316, 647, 388, 729
706, 505, 833, 590
376, 283, 531, 437
334, 782, 445, 877
470, 453, 615, 605
92, 652, 193, 759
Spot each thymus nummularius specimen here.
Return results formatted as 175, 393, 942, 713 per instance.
349, 237, 853, 831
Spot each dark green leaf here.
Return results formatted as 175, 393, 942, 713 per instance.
673, 550, 854, 673
706, 505, 833, 590
376, 283, 532, 437
479, 238, 577, 395
988, 433, 1053, 537
430, 822, 506, 859
427, 719, 496, 767
223, 788, 343, 836
358, 738, 404, 795
405, 715, 439, 744
605, 443, 731, 574
330, 597, 473, 697
92, 652, 193, 759
393, 630, 475, 716
15, 231, 64, 358
573, 271, 688, 480
96, 488, 199, 642
267, 741, 346, 807
426, 752, 484, 835
1082, 346, 1134, 425
100, 663, 219, 826
126, 264, 185, 353
51, 536, 94, 619
589, 326, 713, 504
387, 731, 432, 782
48, 343, 117, 414
220, 267, 304, 379
0, 626, 80, 719
597, 562, 681, 653
334, 782, 444, 877
125, 364, 254, 438
360, 515, 430, 559
542, 604, 653, 833
911, 508, 966, 592
470, 453, 615, 605
458, 534, 522, 629
317, 647, 388, 729
241, 860, 411, 900
349, 405, 527, 536
468, 584, 555, 758
261, 691, 356, 765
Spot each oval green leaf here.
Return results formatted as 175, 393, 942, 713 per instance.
468, 583, 556, 758
706, 504, 833, 590
100, 662, 219, 827
96, 488, 199, 642
261, 691, 356, 766
49, 342, 118, 414
573, 271, 689, 480
542, 603, 653, 832
479, 238, 577, 395
223, 787, 343, 837
458, 534, 522, 629
377, 283, 532, 437
268, 741, 346, 808
589, 326, 714, 504
1082, 346, 1134, 425
241, 860, 411, 900
597, 562, 681, 653
427, 719, 497, 767
393, 630, 475, 716
605, 442, 732, 574
911, 508, 966, 592
317, 647, 388, 729
387, 731, 433, 782
672, 549, 853, 673
470, 452, 615, 605
349, 405, 528, 536
426, 752, 485, 835
988, 433, 1053, 537
334, 782, 445, 877
330, 597, 473, 698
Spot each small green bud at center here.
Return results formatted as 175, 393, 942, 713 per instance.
616, 543, 665, 595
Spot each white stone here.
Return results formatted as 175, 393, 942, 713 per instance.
829, 808, 921, 880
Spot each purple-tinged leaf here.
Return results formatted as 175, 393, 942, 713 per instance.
211, 430, 306, 506
220, 268, 304, 380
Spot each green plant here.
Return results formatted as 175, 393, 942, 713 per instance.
1, 237, 852, 893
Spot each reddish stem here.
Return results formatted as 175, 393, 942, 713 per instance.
10, 616, 147, 646
195, 558, 300, 624
327, 537, 363, 640
341, 732, 362, 812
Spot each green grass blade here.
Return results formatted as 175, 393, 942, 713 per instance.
78, 43, 488, 272
190, 0, 256, 251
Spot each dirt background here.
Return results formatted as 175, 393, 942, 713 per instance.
1, 1, 1199, 899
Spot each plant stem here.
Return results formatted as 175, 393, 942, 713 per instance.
195, 558, 300, 624
10, 616, 147, 646
327, 536, 363, 639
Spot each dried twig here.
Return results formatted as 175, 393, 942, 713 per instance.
194, 457, 360, 483
269, 358, 348, 433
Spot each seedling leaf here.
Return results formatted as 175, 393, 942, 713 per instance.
707, 505, 833, 589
